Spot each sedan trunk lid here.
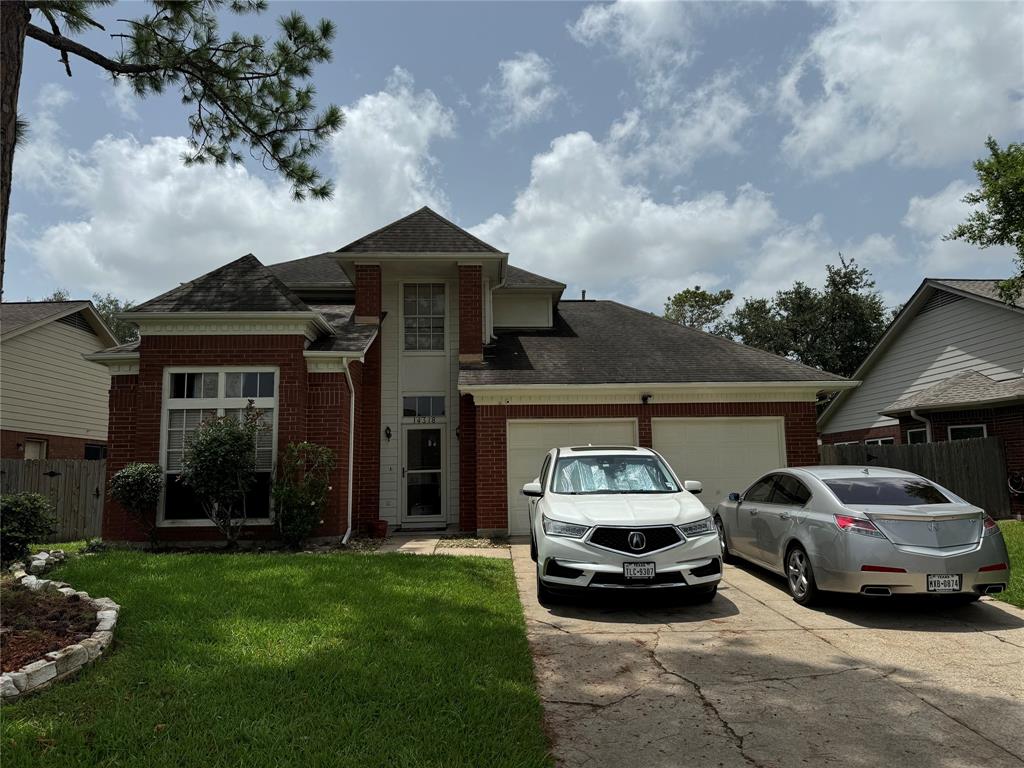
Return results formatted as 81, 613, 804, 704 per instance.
854, 504, 983, 547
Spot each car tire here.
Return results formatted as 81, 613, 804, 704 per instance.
689, 584, 718, 603
536, 573, 560, 606
714, 516, 736, 564
786, 544, 819, 606
530, 534, 538, 563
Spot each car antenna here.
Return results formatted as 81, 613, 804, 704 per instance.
862, 467, 870, 475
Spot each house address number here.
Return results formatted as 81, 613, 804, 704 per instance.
413, 416, 437, 424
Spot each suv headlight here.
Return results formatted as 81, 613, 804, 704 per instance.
679, 517, 716, 538
543, 516, 590, 538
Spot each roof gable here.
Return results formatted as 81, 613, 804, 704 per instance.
1, 300, 117, 345
268, 251, 352, 289
132, 254, 312, 313
336, 207, 503, 254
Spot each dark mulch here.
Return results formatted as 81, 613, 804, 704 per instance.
0, 580, 97, 672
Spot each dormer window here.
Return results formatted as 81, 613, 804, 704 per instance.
404, 283, 445, 351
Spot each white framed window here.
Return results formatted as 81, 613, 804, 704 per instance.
23, 439, 47, 460
160, 367, 278, 526
834, 441, 858, 447
948, 424, 987, 441
906, 428, 927, 444
403, 283, 445, 352
402, 394, 446, 424
865, 437, 895, 446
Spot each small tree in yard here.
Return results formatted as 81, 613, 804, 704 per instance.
273, 441, 335, 549
0, 492, 56, 565
178, 406, 265, 547
109, 463, 163, 549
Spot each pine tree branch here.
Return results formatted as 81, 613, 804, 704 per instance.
25, 22, 164, 74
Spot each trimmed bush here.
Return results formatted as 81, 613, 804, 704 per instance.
109, 463, 164, 549
273, 442, 336, 548
0, 493, 56, 565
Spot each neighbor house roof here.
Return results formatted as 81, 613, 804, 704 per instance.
268, 251, 352, 289
503, 265, 565, 291
131, 254, 312, 313
336, 206, 503, 253
1, 300, 117, 346
459, 300, 849, 387
306, 304, 379, 354
881, 370, 1024, 415
930, 279, 1024, 310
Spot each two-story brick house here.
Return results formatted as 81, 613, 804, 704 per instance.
89, 207, 854, 542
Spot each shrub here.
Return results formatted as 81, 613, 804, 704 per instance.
273, 442, 336, 548
109, 463, 164, 549
178, 405, 266, 547
0, 493, 56, 565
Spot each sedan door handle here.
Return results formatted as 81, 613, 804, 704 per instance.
778, 512, 791, 520
748, 507, 758, 516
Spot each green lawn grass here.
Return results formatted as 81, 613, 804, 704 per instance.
996, 521, 1024, 609
1, 551, 551, 768
29, 540, 90, 555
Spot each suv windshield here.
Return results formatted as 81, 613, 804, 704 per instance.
552, 455, 679, 495
824, 478, 951, 506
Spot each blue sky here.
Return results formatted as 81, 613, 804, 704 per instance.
8, 1, 1023, 312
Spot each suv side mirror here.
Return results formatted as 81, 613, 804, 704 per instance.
683, 480, 702, 495
522, 481, 543, 498
728, 492, 741, 502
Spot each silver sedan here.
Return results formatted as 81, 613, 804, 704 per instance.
713, 466, 1011, 605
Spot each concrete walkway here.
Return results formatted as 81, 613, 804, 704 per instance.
511, 544, 1024, 768
376, 534, 512, 559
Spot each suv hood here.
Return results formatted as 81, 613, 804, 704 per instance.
544, 492, 709, 527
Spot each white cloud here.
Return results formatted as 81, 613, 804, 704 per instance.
569, 0, 694, 106
103, 77, 139, 121
14, 68, 456, 301
481, 51, 562, 135
903, 180, 1015, 274
779, 2, 1024, 175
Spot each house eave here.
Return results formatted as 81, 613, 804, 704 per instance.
119, 311, 336, 340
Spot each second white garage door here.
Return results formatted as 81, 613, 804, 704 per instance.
506, 419, 637, 535
652, 417, 786, 508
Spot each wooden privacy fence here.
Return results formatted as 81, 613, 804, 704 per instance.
820, 437, 1012, 518
0, 459, 105, 541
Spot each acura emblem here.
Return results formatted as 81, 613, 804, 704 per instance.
628, 531, 646, 551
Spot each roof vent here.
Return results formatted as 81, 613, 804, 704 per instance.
916, 290, 963, 317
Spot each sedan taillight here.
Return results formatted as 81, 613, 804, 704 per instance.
983, 515, 999, 536
834, 514, 885, 538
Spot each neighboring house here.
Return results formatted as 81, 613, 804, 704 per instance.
89, 207, 854, 543
1, 301, 117, 459
818, 279, 1024, 513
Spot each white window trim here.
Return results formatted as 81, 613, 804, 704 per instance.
400, 281, 448, 356
401, 392, 447, 424
864, 437, 895, 446
947, 424, 987, 441
906, 428, 927, 444
158, 366, 279, 528
833, 441, 858, 446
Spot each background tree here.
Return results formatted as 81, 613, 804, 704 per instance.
1, 0, 345, 295
945, 137, 1024, 303
663, 285, 734, 334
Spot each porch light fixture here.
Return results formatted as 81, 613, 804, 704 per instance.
384, 426, 392, 442
641, 393, 652, 405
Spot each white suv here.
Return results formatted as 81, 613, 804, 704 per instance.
523, 446, 722, 603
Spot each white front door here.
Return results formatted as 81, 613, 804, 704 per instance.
402, 424, 446, 525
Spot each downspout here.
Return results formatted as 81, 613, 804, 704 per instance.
342, 360, 357, 545
910, 409, 932, 443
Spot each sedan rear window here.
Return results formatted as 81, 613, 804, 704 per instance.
824, 478, 951, 506
553, 456, 679, 494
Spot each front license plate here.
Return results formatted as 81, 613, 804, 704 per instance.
927, 574, 962, 592
623, 562, 656, 582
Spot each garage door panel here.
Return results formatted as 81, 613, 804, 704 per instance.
653, 418, 785, 508
505, 420, 636, 535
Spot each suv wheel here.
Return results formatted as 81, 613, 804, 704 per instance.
715, 516, 735, 564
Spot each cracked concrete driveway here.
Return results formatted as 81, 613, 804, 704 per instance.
511, 545, 1024, 768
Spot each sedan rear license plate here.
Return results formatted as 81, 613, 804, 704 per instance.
623, 562, 656, 581
927, 574, 962, 592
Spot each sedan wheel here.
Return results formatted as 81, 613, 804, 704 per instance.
786, 546, 819, 606
714, 517, 735, 564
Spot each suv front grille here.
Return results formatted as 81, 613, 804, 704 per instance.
588, 526, 682, 555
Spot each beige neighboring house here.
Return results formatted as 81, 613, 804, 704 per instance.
1, 301, 117, 460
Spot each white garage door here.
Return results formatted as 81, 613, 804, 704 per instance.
506, 419, 637, 535
652, 417, 786, 508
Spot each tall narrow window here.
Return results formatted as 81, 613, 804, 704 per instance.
162, 369, 277, 524
403, 283, 445, 351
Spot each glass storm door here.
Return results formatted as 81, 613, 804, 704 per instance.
403, 426, 444, 522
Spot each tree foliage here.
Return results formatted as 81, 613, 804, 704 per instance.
944, 137, 1024, 304
272, 441, 335, 549
109, 462, 163, 549
38, 288, 138, 343
663, 285, 734, 333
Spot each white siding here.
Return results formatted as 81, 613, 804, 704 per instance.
0, 321, 110, 440
825, 297, 1024, 434
493, 292, 552, 328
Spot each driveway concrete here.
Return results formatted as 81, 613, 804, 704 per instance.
511, 545, 1024, 768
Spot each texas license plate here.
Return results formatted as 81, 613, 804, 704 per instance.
623, 562, 656, 582
927, 574, 962, 592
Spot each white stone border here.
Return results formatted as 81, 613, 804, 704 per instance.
1, 551, 119, 703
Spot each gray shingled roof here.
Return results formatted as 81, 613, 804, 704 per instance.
459, 300, 848, 386
268, 251, 352, 288
132, 255, 312, 313
306, 304, 378, 353
932, 279, 1024, 309
1, 301, 90, 336
503, 265, 565, 290
337, 206, 502, 253
881, 370, 1024, 415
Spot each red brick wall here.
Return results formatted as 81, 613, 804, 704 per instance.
820, 424, 902, 445
352, 335, 381, 533
102, 334, 356, 542
459, 394, 477, 531
458, 264, 482, 361
471, 400, 820, 532
354, 264, 381, 322
1, 430, 105, 459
